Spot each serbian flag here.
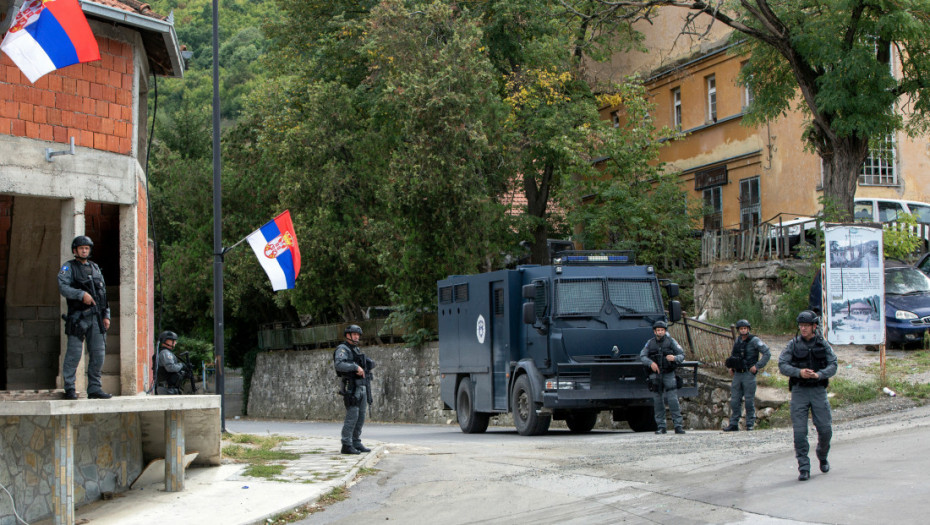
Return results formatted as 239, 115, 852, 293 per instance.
247, 210, 302, 291
1, 0, 101, 83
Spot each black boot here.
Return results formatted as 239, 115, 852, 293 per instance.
354, 444, 371, 453
63, 389, 77, 400
798, 470, 810, 481
341, 445, 360, 455
722, 425, 739, 432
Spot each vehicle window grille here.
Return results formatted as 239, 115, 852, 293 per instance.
494, 288, 504, 317
439, 286, 453, 304
555, 279, 604, 316
607, 279, 662, 313
534, 282, 548, 317
454, 284, 469, 302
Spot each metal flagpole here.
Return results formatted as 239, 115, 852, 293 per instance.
212, 0, 226, 433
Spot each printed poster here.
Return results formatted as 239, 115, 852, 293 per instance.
824, 224, 884, 345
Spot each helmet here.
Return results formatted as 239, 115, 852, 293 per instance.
796, 310, 820, 325
652, 320, 668, 330
735, 319, 751, 329
71, 235, 93, 251
345, 324, 363, 336
158, 330, 178, 346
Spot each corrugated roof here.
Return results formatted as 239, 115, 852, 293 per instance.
90, 0, 166, 21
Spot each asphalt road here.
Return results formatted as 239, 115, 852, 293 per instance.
228, 404, 930, 524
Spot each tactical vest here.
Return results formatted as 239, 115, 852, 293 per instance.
334, 343, 365, 378
646, 336, 678, 373
788, 335, 830, 389
66, 259, 106, 314
729, 335, 760, 372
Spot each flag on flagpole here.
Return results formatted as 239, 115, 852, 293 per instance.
247, 210, 302, 291
1, 0, 101, 83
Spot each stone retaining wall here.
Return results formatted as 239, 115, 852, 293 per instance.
694, 259, 810, 320
0, 413, 142, 525
247, 344, 785, 431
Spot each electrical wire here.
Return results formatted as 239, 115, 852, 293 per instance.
0, 479, 29, 524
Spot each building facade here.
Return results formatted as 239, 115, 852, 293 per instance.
0, 0, 183, 394
593, 9, 930, 231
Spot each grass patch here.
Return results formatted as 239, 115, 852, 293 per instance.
888, 379, 930, 401
243, 464, 287, 479
865, 351, 930, 377
828, 378, 880, 409
756, 373, 789, 389
222, 444, 300, 462
756, 405, 791, 429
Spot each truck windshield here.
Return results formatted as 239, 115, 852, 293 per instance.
555, 279, 604, 316
607, 279, 662, 314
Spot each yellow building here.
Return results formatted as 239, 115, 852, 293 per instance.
594, 10, 930, 231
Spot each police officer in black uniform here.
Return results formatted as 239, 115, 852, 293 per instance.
334, 325, 375, 454
723, 319, 771, 431
155, 330, 193, 394
58, 235, 111, 400
640, 320, 686, 434
778, 310, 837, 481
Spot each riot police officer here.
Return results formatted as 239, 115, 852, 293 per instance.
58, 235, 111, 400
155, 331, 193, 394
723, 319, 771, 431
778, 310, 837, 481
640, 320, 686, 434
334, 325, 375, 454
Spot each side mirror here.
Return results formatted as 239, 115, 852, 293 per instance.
523, 302, 536, 324
522, 284, 536, 299
668, 300, 682, 323
665, 283, 679, 298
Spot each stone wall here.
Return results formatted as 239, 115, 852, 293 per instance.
0, 413, 142, 525
247, 344, 785, 432
693, 259, 810, 320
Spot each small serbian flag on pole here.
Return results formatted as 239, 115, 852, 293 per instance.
1, 0, 101, 84
247, 210, 302, 291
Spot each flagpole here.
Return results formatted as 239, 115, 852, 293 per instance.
211, 0, 226, 433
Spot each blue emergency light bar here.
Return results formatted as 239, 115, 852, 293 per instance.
553, 250, 636, 265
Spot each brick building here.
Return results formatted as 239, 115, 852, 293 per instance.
0, 0, 183, 395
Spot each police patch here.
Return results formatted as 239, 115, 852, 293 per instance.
60, 265, 69, 274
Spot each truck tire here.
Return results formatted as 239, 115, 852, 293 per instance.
456, 379, 490, 433
626, 406, 658, 432
565, 410, 598, 433
512, 375, 550, 436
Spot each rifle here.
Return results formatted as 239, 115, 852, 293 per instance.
177, 351, 198, 394
73, 266, 108, 335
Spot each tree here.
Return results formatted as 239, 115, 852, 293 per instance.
574, 0, 930, 220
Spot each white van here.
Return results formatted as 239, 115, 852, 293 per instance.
854, 198, 930, 224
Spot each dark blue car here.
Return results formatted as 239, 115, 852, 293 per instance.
885, 261, 930, 345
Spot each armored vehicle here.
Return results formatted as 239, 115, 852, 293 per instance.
437, 251, 699, 435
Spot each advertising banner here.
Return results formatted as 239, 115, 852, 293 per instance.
824, 224, 884, 345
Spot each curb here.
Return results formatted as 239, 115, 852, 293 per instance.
243, 445, 386, 525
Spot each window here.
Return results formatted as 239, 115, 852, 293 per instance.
706, 75, 717, 122
555, 279, 604, 317
908, 203, 930, 224
878, 200, 906, 222
859, 134, 897, 186
741, 61, 754, 108
854, 201, 875, 222
672, 88, 681, 129
739, 176, 761, 230
703, 186, 722, 230
607, 280, 662, 314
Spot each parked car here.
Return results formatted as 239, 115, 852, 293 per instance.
884, 260, 930, 345
854, 198, 930, 224
918, 253, 930, 276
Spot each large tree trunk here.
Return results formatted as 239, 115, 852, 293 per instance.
524, 164, 554, 264
818, 135, 870, 222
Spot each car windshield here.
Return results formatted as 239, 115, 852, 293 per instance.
885, 267, 930, 295
607, 279, 662, 314
555, 279, 604, 316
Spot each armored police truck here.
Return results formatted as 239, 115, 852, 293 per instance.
437, 251, 699, 435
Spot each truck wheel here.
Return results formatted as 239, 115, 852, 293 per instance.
512, 375, 550, 436
626, 406, 658, 432
565, 410, 598, 433
457, 379, 489, 433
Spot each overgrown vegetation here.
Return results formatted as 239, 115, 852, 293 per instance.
222, 433, 300, 480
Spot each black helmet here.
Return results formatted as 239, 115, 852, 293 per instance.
735, 319, 751, 329
796, 310, 820, 325
72, 235, 93, 251
158, 330, 178, 346
345, 324, 363, 335
652, 320, 668, 329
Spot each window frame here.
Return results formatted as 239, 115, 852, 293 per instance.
739, 176, 761, 230
706, 74, 717, 122
672, 87, 682, 129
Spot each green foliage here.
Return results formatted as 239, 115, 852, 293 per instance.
176, 336, 213, 374
715, 274, 766, 329
883, 213, 923, 261
828, 378, 880, 409
774, 266, 817, 331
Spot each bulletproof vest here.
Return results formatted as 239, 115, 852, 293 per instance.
66, 260, 106, 314
334, 343, 365, 378
788, 335, 830, 388
646, 336, 677, 373
729, 335, 759, 370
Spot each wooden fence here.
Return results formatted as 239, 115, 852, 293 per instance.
702, 219, 930, 264
670, 316, 735, 370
